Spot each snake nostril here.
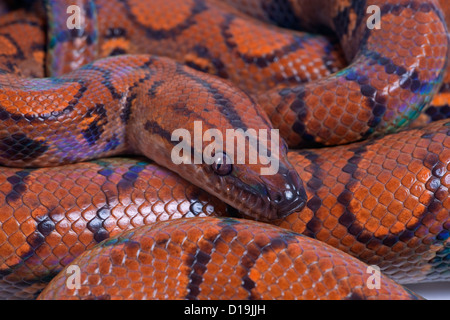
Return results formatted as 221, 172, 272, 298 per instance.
268, 188, 284, 204
271, 190, 299, 205
273, 193, 283, 204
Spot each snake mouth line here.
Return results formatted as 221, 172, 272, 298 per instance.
211, 169, 307, 221
274, 195, 306, 218
269, 168, 307, 218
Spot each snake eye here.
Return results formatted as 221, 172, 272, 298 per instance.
211, 152, 232, 176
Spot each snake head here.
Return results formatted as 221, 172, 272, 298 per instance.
145, 122, 307, 221
130, 60, 307, 221
202, 138, 307, 221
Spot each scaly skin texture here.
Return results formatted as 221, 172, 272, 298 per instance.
45, 0, 99, 76
79, 0, 450, 147
37, 217, 422, 300
3, 1, 448, 146
10, 121, 450, 298
0, 158, 229, 300
0, 0, 449, 300
0, 52, 305, 222
409, 0, 450, 126
276, 119, 450, 284
223, 0, 450, 129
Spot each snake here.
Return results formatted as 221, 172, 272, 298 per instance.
0, 0, 449, 300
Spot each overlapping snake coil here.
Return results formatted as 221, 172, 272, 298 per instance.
0, 0, 449, 300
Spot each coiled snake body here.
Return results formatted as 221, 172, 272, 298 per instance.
0, 0, 449, 300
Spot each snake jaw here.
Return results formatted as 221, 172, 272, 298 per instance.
258, 166, 307, 220
199, 160, 307, 221
268, 167, 307, 219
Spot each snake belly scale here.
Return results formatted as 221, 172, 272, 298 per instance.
0, 0, 448, 300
